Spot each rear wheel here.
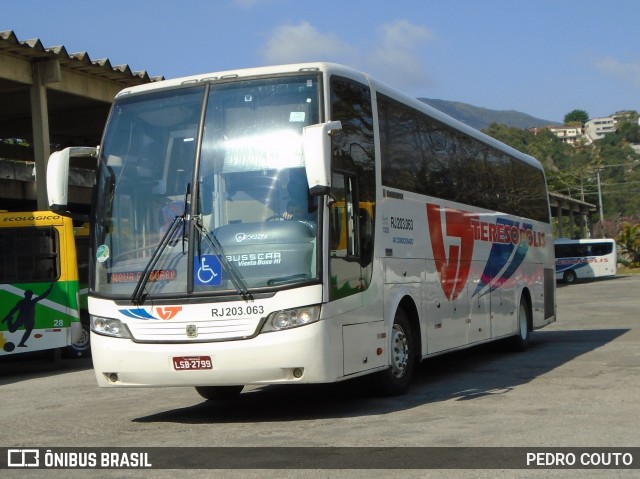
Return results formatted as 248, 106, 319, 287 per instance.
195, 385, 244, 401
563, 270, 577, 284
63, 322, 91, 358
510, 296, 531, 351
374, 309, 415, 396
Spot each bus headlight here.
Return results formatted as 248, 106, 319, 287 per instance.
90, 315, 132, 339
261, 305, 321, 332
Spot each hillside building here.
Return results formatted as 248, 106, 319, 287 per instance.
532, 111, 639, 145
546, 125, 585, 145
584, 117, 615, 141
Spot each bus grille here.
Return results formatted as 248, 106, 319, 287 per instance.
127, 317, 260, 342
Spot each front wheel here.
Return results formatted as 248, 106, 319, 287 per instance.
195, 385, 244, 401
374, 309, 415, 396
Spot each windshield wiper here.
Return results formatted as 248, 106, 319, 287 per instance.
131, 184, 190, 304
194, 218, 253, 301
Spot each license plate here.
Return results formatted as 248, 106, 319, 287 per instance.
173, 356, 212, 370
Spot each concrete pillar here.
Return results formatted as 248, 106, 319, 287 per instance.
30, 59, 60, 210
568, 208, 575, 239
557, 203, 564, 238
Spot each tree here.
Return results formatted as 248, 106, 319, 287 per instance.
482, 123, 572, 192
482, 110, 640, 236
564, 110, 589, 125
616, 120, 640, 144
617, 222, 640, 266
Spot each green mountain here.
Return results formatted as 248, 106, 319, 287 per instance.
418, 98, 560, 130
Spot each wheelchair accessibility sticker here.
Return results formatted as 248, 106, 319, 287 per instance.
194, 255, 222, 286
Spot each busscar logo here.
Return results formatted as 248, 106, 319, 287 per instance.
235, 232, 268, 242
186, 324, 198, 338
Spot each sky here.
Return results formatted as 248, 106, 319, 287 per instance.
4, 0, 640, 123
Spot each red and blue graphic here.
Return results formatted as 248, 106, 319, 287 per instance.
473, 217, 530, 297
426, 204, 474, 301
427, 203, 545, 301
118, 306, 182, 320
555, 257, 608, 274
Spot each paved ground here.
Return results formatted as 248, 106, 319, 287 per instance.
1, 274, 639, 478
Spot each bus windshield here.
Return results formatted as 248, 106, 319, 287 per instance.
93, 74, 322, 298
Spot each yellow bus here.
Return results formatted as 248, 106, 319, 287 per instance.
0, 211, 89, 357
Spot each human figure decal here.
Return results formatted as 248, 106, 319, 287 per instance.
1, 283, 54, 351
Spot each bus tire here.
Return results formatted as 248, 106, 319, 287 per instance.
510, 296, 531, 352
374, 309, 415, 396
63, 322, 91, 358
563, 270, 577, 284
195, 385, 244, 401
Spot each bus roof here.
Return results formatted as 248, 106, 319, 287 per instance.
554, 238, 616, 244
112, 62, 544, 172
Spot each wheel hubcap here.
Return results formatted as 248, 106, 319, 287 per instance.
391, 324, 409, 378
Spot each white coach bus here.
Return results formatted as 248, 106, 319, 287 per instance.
555, 238, 617, 284
46, 63, 556, 399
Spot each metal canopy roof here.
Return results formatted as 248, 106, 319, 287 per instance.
0, 30, 164, 210
0, 30, 162, 85
0, 30, 163, 146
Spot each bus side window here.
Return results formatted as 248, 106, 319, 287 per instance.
330, 171, 359, 260
358, 205, 374, 267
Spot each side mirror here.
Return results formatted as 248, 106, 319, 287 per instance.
47, 146, 97, 212
303, 121, 342, 196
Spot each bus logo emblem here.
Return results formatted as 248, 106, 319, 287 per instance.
157, 306, 182, 320
426, 203, 475, 301
186, 325, 198, 338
